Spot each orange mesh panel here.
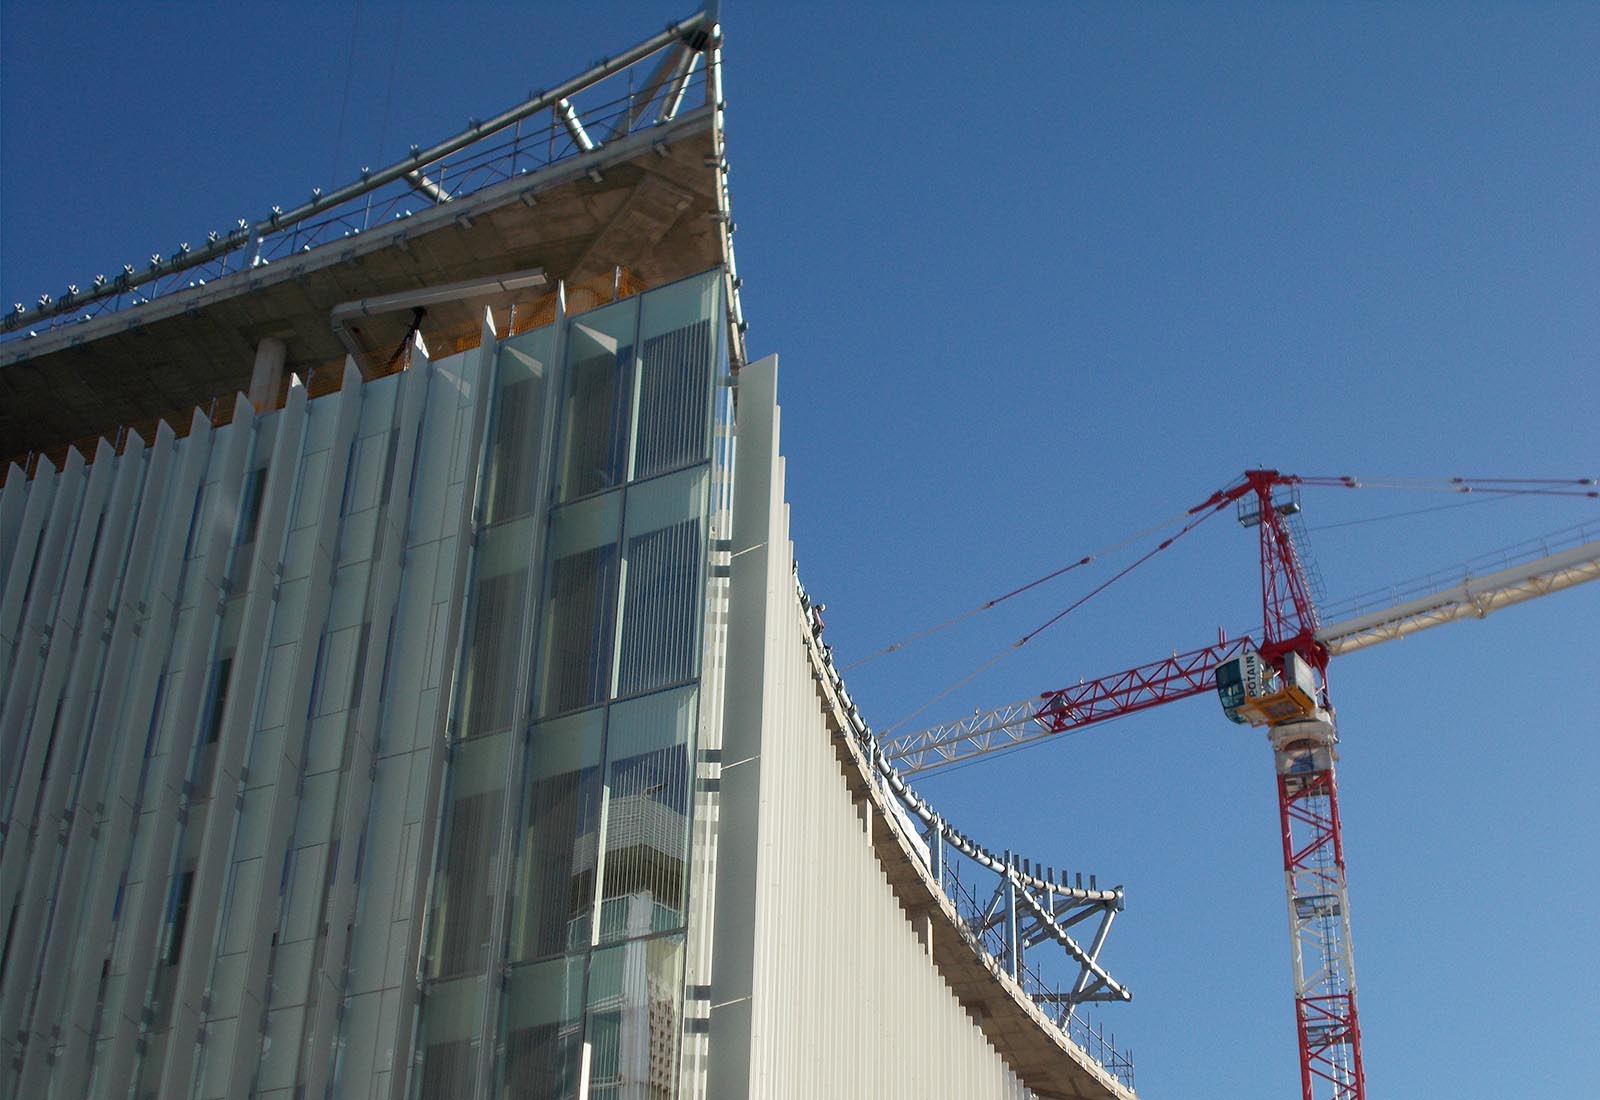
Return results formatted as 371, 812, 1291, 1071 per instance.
508, 268, 648, 336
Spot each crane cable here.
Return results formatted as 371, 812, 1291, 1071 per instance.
1306, 490, 1519, 532
842, 503, 1203, 673
330, 0, 364, 184
1298, 475, 1596, 498
915, 512, 1600, 782
849, 475, 1595, 675
879, 493, 1236, 735
862, 473, 1595, 733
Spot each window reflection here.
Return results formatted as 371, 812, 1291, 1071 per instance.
558, 324, 634, 501
513, 710, 604, 962
542, 545, 619, 715
422, 271, 723, 1100
597, 688, 695, 945
503, 956, 586, 1100
583, 937, 684, 1100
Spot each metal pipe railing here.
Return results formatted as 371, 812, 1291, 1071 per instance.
4, 10, 713, 336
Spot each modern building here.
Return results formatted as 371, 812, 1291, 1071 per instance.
1, 12, 1136, 1100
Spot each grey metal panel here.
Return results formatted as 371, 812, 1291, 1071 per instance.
159, 381, 309, 1099
0, 463, 29, 589
13, 422, 176, 1099
195, 1014, 238, 1100
300, 345, 431, 1100
379, 321, 498, 1100
55, 415, 207, 1100
220, 359, 365, 1100
0, 454, 59, 696
99, 397, 251, 1096
0, 438, 117, 927
0, 446, 84, 797
470, 315, 564, 1098
339, 363, 467, 1046
1, 431, 147, 1083
339, 338, 476, 1093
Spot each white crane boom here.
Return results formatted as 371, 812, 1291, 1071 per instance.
884, 532, 1600, 775
1316, 539, 1600, 656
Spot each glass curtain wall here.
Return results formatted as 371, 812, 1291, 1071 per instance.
417, 270, 724, 1100
419, 325, 558, 1096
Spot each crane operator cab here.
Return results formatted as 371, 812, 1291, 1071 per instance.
1215, 649, 1319, 727
1217, 649, 1338, 784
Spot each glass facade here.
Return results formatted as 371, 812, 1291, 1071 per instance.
418, 269, 726, 1099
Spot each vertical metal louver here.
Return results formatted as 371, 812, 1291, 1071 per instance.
518, 765, 603, 960
542, 546, 619, 715
502, 956, 585, 1100
596, 687, 695, 947
633, 320, 711, 480
460, 569, 531, 737
503, 1024, 582, 1100
583, 938, 683, 1100
616, 519, 700, 697
560, 348, 632, 500
433, 788, 505, 979
485, 376, 547, 523
415, 271, 723, 1100
418, 1037, 478, 1100
597, 746, 690, 942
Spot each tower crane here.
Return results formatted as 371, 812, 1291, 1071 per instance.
879, 469, 1600, 1100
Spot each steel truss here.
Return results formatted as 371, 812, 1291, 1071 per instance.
1276, 763, 1363, 1100
883, 638, 1254, 774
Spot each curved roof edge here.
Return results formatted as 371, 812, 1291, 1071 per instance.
793, 577, 1139, 1100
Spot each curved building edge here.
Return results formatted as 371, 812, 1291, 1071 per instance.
711, 354, 1137, 1100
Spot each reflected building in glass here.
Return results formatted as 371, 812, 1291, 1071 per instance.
1, 12, 1138, 1100
414, 271, 728, 1100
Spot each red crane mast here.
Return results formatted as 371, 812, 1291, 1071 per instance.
1228, 470, 1364, 1100
896, 468, 1368, 1099
1149, 469, 1364, 1100
882, 470, 1599, 1097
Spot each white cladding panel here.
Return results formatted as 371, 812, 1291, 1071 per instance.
0, 342, 484, 1100
2, 284, 1075, 1100
709, 356, 1036, 1100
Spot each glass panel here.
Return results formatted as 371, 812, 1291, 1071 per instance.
510, 709, 605, 963
458, 518, 535, 738
584, 936, 684, 1100
616, 468, 706, 698
416, 974, 485, 1100
632, 272, 720, 481
502, 955, 586, 1100
484, 330, 556, 524
538, 495, 622, 717
597, 687, 695, 944
427, 733, 510, 979
556, 301, 638, 503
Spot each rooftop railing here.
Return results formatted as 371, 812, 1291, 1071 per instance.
4, 11, 720, 345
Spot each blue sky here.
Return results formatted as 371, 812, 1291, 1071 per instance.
4, 3, 1597, 1097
